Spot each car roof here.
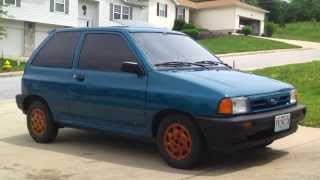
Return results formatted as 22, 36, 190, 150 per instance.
51, 25, 184, 35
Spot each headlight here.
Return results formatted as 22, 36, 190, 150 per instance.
218, 97, 249, 115
290, 89, 298, 104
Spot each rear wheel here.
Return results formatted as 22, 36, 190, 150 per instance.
27, 101, 58, 143
157, 114, 205, 169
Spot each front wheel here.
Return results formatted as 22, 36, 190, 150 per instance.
157, 114, 205, 169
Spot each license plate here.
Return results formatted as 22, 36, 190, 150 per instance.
274, 113, 291, 133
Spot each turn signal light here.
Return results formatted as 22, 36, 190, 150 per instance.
218, 98, 233, 114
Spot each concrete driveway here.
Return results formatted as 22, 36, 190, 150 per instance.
1, 99, 320, 180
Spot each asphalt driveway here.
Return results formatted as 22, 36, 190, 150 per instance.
0, 100, 320, 180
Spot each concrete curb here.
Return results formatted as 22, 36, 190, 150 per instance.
0, 71, 23, 78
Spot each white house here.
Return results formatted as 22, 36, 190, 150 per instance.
0, 0, 266, 58
177, 0, 268, 35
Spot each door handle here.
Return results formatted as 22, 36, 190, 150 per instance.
73, 74, 85, 81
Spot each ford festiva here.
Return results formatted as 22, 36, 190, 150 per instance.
16, 26, 306, 169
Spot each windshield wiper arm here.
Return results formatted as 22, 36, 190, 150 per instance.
194, 61, 232, 68
155, 61, 209, 69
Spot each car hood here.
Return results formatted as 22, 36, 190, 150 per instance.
165, 69, 293, 97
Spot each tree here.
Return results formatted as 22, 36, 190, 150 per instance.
0, 4, 8, 39
287, 0, 320, 22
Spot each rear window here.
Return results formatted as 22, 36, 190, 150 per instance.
32, 32, 80, 68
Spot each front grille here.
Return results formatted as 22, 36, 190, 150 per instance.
250, 93, 291, 112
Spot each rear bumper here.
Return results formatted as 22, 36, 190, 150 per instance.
196, 104, 306, 153
16, 94, 25, 112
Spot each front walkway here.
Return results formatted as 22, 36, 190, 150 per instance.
219, 38, 320, 70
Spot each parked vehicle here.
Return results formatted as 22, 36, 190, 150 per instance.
16, 26, 306, 169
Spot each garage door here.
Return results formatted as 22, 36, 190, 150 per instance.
0, 20, 24, 57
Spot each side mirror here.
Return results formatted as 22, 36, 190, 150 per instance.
121, 62, 144, 76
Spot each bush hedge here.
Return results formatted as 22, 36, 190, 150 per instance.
242, 26, 252, 36
181, 28, 200, 39
265, 22, 277, 37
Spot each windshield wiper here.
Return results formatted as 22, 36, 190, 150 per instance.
155, 61, 209, 70
194, 61, 232, 68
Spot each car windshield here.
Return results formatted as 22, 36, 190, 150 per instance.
131, 32, 221, 67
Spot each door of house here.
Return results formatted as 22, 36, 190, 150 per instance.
79, 18, 92, 27
78, 1, 98, 27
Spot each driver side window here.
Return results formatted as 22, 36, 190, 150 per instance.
79, 33, 138, 72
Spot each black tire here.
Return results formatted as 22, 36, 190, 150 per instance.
157, 113, 205, 169
27, 101, 58, 143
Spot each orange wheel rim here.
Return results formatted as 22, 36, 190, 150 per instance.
163, 123, 192, 160
30, 108, 47, 136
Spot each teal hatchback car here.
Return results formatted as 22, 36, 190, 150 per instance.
16, 26, 306, 169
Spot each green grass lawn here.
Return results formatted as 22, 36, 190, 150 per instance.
199, 36, 300, 54
0, 59, 26, 73
253, 61, 320, 128
273, 21, 320, 43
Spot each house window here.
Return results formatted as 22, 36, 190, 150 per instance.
122, 6, 130, 20
158, 3, 167, 17
113, 4, 131, 20
55, 0, 65, 13
113, 5, 122, 20
4, 0, 16, 6
177, 7, 185, 21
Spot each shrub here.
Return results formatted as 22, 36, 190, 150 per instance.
182, 28, 200, 39
173, 20, 185, 31
265, 22, 277, 37
182, 23, 196, 29
242, 26, 252, 36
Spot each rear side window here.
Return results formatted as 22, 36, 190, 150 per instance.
32, 32, 80, 68
79, 33, 137, 72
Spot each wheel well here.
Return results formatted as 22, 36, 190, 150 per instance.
151, 109, 195, 138
23, 95, 49, 113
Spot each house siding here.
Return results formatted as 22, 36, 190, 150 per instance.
4, 0, 78, 27
148, 0, 176, 29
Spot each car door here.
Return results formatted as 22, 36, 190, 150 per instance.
68, 32, 147, 135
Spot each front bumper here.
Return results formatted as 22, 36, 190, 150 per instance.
196, 104, 306, 153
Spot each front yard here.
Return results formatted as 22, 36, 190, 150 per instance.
0, 59, 26, 73
253, 61, 320, 128
199, 36, 300, 54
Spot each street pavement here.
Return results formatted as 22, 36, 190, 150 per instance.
220, 48, 320, 70
0, 100, 320, 180
219, 38, 320, 70
0, 76, 21, 101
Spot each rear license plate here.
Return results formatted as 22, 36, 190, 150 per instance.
274, 113, 291, 133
